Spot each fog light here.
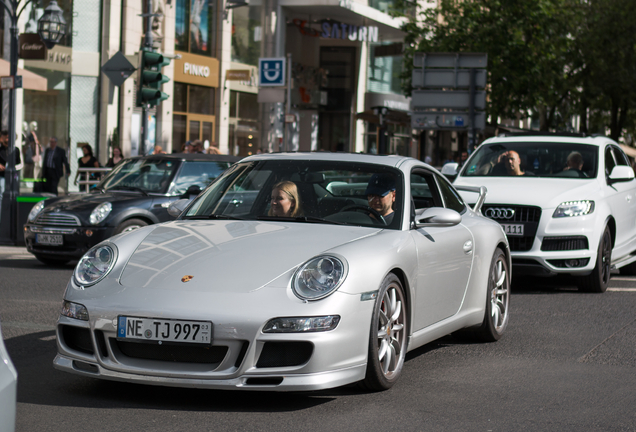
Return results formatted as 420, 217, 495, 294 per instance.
263, 316, 340, 333
565, 259, 580, 268
61, 301, 89, 321
85, 230, 93, 237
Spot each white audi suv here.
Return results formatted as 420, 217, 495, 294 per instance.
446, 135, 636, 292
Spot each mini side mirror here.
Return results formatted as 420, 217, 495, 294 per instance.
415, 207, 462, 228
182, 185, 202, 198
168, 199, 189, 218
609, 165, 635, 183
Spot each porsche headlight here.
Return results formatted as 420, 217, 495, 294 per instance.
28, 200, 46, 222
74, 244, 117, 287
90, 202, 112, 225
553, 201, 595, 218
292, 255, 347, 301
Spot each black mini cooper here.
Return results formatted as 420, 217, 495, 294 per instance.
24, 153, 239, 265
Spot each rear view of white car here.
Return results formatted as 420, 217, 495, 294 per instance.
449, 135, 636, 292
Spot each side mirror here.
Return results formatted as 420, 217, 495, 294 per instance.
609, 165, 635, 183
182, 185, 202, 198
441, 162, 459, 181
415, 207, 461, 228
167, 199, 189, 218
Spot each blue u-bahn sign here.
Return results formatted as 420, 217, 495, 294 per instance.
259, 57, 286, 87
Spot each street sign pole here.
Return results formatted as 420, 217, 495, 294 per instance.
140, 0, 153, 156
469, 68, 476, 152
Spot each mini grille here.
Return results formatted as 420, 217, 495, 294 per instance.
541, 236, 589, 251
482, 205, 542, 222
256, 342, 313, 368
35, 212, 80, 226
114, 340, 228, 364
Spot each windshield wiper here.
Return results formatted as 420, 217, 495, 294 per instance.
257, 215, 345, 225
108, 186, 149, 196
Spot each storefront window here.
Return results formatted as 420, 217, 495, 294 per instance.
173, 83, 215, 147
175, 0, 216, 57
231, 5, 261, 66
368, 44, 403, 95
229, 90, 259, 156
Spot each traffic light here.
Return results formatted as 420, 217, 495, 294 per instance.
136, 49, 170, 107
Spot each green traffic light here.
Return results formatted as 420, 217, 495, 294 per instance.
136, 49, 172, 108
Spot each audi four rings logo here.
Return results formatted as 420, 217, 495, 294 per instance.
485, 208, 516, 219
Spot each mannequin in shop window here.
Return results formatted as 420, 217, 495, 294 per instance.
22, 121, 42, 179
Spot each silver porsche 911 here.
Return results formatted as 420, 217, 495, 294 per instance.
54, 153, 510, 391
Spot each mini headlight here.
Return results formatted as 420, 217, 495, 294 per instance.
61, 301, 89, 321
553, 201, 595, 218
292, 255, 347, 301
263, 316, 341, 333
74, 244, 117, 287
90, 202, 112, 225
28, 200, 46, 222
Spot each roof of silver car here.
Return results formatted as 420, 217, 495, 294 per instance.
239, 152, 417, 168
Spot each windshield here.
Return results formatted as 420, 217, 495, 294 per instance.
184, 160, 404, 229
100, 159, 179, 193
167, 161, 233, 196
462, 142, 598, 179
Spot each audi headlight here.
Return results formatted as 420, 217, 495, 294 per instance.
292, 255, 347, 301
90, 202, 112, 225
28, 200, 46, 222
553, 201, 595, 218
74, 244, 117, 287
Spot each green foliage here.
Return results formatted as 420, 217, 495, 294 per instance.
395, 0, 636, 139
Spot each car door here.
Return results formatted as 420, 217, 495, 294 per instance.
605, 145, 636, 255
410, 169, 474, 331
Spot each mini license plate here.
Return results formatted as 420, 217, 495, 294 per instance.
117, 316, 212, 344
501, 223, 524, 236
35, 234, 63, 245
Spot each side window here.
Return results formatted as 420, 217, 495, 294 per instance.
435, 174, 466, 214
612, 146, 630, 166
605, 147, 616, 177
410, 171, 442, 210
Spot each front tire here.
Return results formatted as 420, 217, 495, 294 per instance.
469, 247, 510, 342
114, 218, 148, 235
578, 226, 611, 293
360, 273, 408, 391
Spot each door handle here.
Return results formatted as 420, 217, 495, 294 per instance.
463, 240, 473, 254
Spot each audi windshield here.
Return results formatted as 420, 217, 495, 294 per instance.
462, 142, 598, 179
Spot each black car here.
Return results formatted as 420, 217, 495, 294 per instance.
24, 153, 239, 265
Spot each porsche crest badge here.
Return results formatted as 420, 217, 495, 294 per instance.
181, 275, 194, 283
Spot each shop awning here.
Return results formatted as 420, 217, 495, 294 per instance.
620, 144, 636, 158
0, 59, 48, 91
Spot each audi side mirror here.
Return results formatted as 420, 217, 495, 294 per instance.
441, 162, 459, 182
608, 165, 635, 184
415, 207, 461, 228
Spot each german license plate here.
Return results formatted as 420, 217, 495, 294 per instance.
35, 234, 63, 245
117, 316, 212, 344
501, 224, 524, 236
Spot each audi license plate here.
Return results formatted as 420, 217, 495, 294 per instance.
117, 316, 212, 344
501, 224, 524, 236
35, 234, 63, 245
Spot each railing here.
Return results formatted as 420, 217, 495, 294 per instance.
75, 167, 113, 192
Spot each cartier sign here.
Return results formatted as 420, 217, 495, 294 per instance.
19, 34, 47, 60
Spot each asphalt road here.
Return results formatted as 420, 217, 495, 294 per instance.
1, 246, 636, 432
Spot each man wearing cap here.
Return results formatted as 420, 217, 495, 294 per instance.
365, 173, 396, 225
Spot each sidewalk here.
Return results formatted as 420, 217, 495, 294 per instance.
0, 246, 29, 255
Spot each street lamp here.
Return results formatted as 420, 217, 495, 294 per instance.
37, 1, 66, 49
0, 0, 65, 245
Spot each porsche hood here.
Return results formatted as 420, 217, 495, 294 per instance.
119, 220, 380, 293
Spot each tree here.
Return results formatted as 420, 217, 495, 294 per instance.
395, 0, 582, 130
